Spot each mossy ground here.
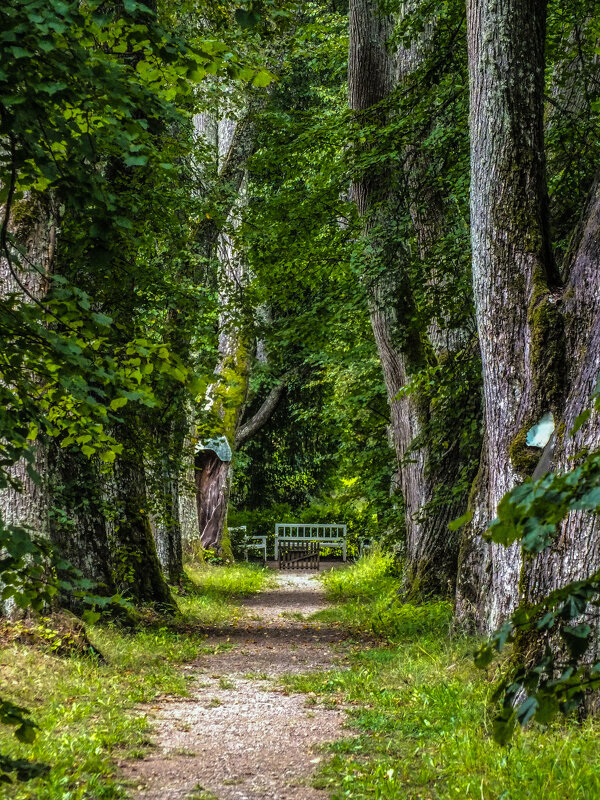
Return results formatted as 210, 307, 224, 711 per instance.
0, 562, 272, 799
281, 553, 600, 799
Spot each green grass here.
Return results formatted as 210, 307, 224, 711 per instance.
319, 549, 398, 601
284, 553, 600, 799
0, 561, 274, 799
183, 561, 275, 600
318, 550, 453, 640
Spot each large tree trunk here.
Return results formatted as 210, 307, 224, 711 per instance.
348, 0, 466, 596
48, 446, 115, 599
0, 195, 55, 545
104, 426, 174, 607
456, 0, 558, 630
193, 102, 283, 558
522, 177, 600, 607
196, 451, 232, 552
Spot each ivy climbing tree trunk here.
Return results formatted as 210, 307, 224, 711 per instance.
456, 0, 560, 630
348, 0, 467, 597
104, 424, 174, 606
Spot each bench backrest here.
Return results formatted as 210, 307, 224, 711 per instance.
275, 523, 347, 541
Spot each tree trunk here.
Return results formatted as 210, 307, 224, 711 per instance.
48, 445, 116, 605
456, 0, 557, 630
196, 451, 232, 552
348, 0, 466, 597
151, 456, 183, 584
0, 194, 55, 545
522, 177, 600, 606
104, 427, 174, 607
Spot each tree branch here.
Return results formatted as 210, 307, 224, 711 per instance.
235, 380, 287, 447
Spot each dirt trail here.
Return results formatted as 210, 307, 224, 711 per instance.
123, 571, 349, 800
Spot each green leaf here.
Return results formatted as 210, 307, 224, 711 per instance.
252, 70, 274, 88
110, 397, 128, 411
124, 154, 148, 167
516, 696, 538, 726
492, 710, 517, 745
535, 693, 559, 724
92, 312, 113, 327
448, 509, 473, 531
570, 408, 591, 436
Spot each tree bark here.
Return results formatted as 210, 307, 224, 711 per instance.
456, 0, 556, 630
522, 177, 600, 607
348, 0, 466, 597
0, 194, 55, 546
104, 427, 174, 607
151, 455, 183, 584
48, 445, 116, 601
193, 98, 284, 558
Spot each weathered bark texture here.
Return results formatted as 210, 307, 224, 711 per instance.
194, 110, 251, 557
151, 458, 183, 584
192, 97, 285, 557
0, 195, 55, 552
104, 429, 174, 606
48, 446, 115, 598
523, 177, 600, 607
195, 450, 232, 551
236, 380, 287, 447
456, 0, 556, 630
348, 0, 465, 596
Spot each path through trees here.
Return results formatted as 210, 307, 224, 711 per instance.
123, 573, 349, 800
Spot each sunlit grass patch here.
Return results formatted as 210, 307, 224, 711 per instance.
290, 639, 600, 799
184, 561, 276, 599
319, 549, 397, 601
316, 551, 452, 640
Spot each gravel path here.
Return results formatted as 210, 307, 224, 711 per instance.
122, 571, 349, 800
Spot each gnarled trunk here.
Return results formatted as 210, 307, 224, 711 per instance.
104, 427, 174, 607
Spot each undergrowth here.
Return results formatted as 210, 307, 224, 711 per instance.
284, 552, 600, 799
0, 562, 272, 799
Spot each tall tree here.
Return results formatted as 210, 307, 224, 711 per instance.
348, 0, 474, 596
456, 0, 600, 634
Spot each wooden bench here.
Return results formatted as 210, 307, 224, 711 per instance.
274, 523, 347, 561
230, 527, 267, 563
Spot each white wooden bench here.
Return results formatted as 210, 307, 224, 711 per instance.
230, 526, 267, 563
274, 523, 347, 561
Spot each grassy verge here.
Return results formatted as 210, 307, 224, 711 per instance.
281, 553, 600, 799
0, 562, 273, 799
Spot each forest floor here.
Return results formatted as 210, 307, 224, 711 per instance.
5, 556, 600, 799
121, 571, 351, 800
